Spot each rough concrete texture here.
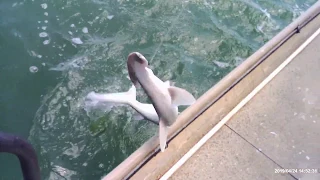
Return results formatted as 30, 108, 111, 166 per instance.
226, 32, 320, 179
171, 21, 320, 180
170, 127, 294, 180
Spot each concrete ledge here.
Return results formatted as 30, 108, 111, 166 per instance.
103, 2, 320, 180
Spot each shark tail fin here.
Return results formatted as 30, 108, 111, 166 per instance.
86, 85, 136, 104
126, 85, 137, 102
159, 120, 168, 152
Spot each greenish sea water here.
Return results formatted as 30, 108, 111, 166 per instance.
0, 0, 317, 179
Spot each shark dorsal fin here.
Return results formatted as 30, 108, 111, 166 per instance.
168, 87, 196, 106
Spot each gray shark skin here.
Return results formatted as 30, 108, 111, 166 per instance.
127, 52, 196, 152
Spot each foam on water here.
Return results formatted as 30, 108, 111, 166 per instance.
213, 60, 230, 68
43, 39, 50, 45
41, 3, 48, 9
82, 27, 88, 33
39, 32, 48, 37
107, 15, 114, 20
29, 66, 38, 73
72, 38, 83, 44
49, 56, 89, 71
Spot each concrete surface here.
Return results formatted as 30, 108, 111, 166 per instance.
170, 126, 294, 180
226, 31, 320, 179
170, 20, 320, 180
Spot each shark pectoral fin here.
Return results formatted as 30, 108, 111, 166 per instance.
159, 120, 168, 152
132, 112, 144, 121
168, 87, 196, 106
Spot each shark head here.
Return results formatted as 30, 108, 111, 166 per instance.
127, 52, 148, 87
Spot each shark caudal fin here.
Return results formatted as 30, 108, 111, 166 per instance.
126, 85, 137, 101
159, 120, 168, 152
86, 85, 137, 105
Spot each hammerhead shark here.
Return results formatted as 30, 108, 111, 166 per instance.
127, 52, 196, 152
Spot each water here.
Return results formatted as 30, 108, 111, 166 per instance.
0, 0, 316, 179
